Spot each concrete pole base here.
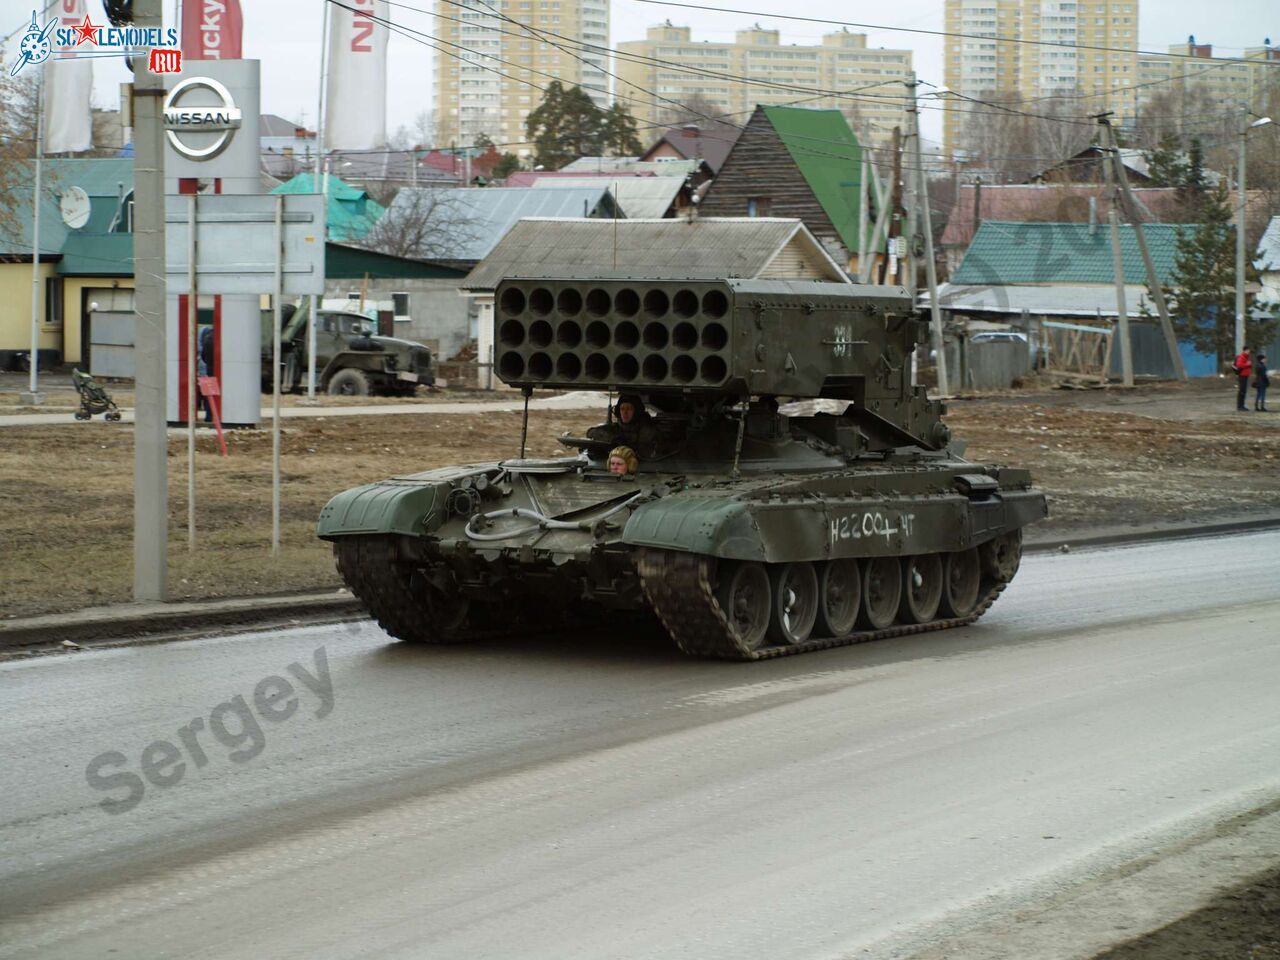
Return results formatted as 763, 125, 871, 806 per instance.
18, 391, 46, 406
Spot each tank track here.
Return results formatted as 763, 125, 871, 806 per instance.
636, 549, 1007, 661
333, 536, 483, 644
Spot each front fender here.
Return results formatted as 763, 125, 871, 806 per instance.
622, 496, 767, 561
317, 480, 444, 539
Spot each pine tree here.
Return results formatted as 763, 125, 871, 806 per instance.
1142, 133, 1188, 187
602, 103, 643, 157
1163, 185, 1238, 363
524, 82, 607, 170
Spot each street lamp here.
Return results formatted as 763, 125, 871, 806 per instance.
1236, 112, 1273, 355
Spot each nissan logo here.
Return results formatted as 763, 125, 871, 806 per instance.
163, 77, 242, 161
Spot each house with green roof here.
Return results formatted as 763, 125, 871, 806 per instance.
271, 173, 385, 243
698, 105, 866, 271
0, 158, 136, 370
929, 220, 1217, 377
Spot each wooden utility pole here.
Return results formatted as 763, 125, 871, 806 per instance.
1098, 115, 1186, 380
1098, 115, 1134, 387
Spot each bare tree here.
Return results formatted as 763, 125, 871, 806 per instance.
359, 188, 480, 261
956, 91, 1093, 182
0, 73, 42, 247
658, 93, 736, 131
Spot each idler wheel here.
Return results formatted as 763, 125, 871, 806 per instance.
939, 548, 981, 618
767, 562, 818, 645
899, 553, 944, 624
714, 561, 771, 651
980, 530, 1023, 583
817, 559, 861, 637
859, 557, 902, 630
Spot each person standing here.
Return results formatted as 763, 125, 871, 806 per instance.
1233, 347, 1253, 412
1255, 352, 1270, 412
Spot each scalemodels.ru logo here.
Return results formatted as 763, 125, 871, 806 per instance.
9, 8, 182, 76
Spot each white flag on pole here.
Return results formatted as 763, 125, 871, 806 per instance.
325, 0, 388, 150
43, 0, 94, 154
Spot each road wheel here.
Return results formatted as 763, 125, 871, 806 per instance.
859, 556, 902, 630
766, 562, 818, 645
980, 530, 1023, 583
327, 368, 370, 396
714, 561, 771, 652
899, 553, 943, 624
816, 559, 861, 637
940, 548, 981, 617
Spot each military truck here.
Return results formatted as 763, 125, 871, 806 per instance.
318, 278, 1046, 660
262, 300, 435, 396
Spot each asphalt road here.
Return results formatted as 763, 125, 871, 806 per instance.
2, 532, 1279, 960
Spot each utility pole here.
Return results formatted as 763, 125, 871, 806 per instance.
881, 126, 903, 286
1099, 115, 1186, 380
916, 124, 950, 397
22, 68, 45, 406
903, 75, 919, 302
1098, 115, 1134, 387
132, 0, 168, 600
1234, 107, 1274, 354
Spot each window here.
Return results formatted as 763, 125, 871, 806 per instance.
392, 292, 411, 317
44, 277, 64, 327
746, 196, 772, 216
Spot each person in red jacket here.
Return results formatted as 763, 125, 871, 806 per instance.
1233, 347, 1253, 411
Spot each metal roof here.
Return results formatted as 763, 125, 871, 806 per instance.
0, 158, 133, 259
640, 124, 740, 174
763, 106, 864, 253
271, 173, 385, 243
532, 176, 684, 219
952, 220, 1184, 286
560, 157, 699, 176
923, 282, 1158, 318
1256, 216, 1280, 272
461, 216, 848, 291
389, 186, 620, 264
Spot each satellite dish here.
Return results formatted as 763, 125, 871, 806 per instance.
60, 186, 91, 230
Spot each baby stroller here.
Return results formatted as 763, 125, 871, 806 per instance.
71, 368, 123, 422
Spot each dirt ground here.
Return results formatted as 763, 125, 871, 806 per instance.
1, 377, 1277, 619
1091, 866, 1280, 959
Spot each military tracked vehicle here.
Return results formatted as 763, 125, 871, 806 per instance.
318, 278, 1046, 660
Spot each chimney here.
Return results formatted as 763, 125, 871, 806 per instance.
971, 179, 982, 239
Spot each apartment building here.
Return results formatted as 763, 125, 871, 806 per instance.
615, 23, 913, 149
943, 0, 1140, 157
434, 0, 609, 156
1136, 38, 1280, 117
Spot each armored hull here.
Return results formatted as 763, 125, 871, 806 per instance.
318, 278, 1046, 660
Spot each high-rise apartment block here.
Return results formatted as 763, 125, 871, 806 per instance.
434, 0, 609, 156
615, 24, 913, 149
1136, 37, 1279, 117
943, 0, 1140, 157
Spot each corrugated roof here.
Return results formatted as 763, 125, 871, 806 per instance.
560, 157, 698, 176
460, 216, 847, 291
57, 233, 133, 276
924, 282, 1157, 318
389, 186, 619, 263
0, 158, 133, 260
271, 173, 385, 242
1256, 216, 1280, 272
763, 106, 862, 252
532, 176, 683, 218
952, 220, 1186, 286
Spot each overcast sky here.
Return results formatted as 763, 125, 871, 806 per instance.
2, 0, 1275, 145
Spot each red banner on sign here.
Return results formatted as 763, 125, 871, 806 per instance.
182, 0, 243, 60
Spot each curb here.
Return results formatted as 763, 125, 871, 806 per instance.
1024, 514, 1280, 554
4, 519, 1278, 653
0, 592, 363, 651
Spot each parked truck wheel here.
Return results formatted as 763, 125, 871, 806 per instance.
327, 369, 370, 396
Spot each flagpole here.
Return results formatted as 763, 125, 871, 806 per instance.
24, 63, 46, 405
309, 0, 331, 400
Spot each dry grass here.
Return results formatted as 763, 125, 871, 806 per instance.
2, 393, 1277, 619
